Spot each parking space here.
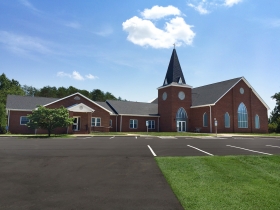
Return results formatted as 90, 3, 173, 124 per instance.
0, 136, 280, 209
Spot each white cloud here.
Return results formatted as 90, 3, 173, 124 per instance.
224, 0, 242, 7
141, 5, 181, 20
19, 0, 40, 12
122, 6, 195, 49
188, 3, 209, 15
187, 0, 243, 14
65, 21, 81, 29
0, 31, 52, 55
94, 26, 113, 37
72, 71, 84, 80
86, 74, 99, 80
57, 71, 99, 81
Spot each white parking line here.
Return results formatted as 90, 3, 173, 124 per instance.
159, 136, 177, 139
147, 145, 157, 156
266, 145, 280, 148
83, 137, 92, 139
109, 136, 115, 139
135, 136, 137, 139
187, 145, 214, 156
226, 145, 272, 155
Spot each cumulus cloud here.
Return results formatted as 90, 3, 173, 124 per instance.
122, 6, 195, 49
141, 5, 181, 20
224, 0, 242, 7
57, 71, 98, 81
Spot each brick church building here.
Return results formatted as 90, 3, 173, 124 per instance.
6, 49, 269, 134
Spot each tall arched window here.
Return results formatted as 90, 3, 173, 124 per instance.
255, 115, 260, 129
203, 112, 208, 127
238, 103, 248, 128
176, 107, 187, 119
225, 112, 230, 128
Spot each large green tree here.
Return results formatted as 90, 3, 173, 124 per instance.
0, 103, 6, 133
27, 106, 74, 137
269, 92, 280, 132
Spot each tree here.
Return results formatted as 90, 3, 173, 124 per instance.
90, 89, 105, 101
27, 106, 74, 137
0, 73, 24, 104
0, 103, 6, 134
22, 85, 39, 96
269, 92, 280, 133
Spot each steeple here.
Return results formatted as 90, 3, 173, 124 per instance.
163, 49, 186, 86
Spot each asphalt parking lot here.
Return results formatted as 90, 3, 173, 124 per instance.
0, 136, 279, 210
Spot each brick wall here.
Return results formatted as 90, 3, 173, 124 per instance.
158, 85, 192, 132
191, 80, 268, 133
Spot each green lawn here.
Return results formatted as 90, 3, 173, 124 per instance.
90, 132, 210, 136
156, 155, 280, 210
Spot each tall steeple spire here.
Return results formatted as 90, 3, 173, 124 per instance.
163, 49, 186, 86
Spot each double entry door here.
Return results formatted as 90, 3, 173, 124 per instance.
72, 117, 81, 131
177, 121, 186, 132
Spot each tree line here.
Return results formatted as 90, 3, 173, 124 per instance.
0, 73, 125, 133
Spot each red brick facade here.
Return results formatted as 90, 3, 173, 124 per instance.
7, 79, 268, 134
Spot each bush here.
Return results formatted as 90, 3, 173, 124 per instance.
0, 126, 7, 134
268, 123, 277, 133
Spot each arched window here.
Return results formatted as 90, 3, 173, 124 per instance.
255, 115, 260, 129
203, 112, 208, 127
176, 107, 187, 120
238, 103, 248, 128
225, 112, 230, 128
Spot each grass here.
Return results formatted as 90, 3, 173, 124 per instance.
18, 134, 74, 139
156, 155, 280, 210
90, 132, 211, 136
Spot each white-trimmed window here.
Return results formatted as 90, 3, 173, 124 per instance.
238, 103, 248, 128
225, 112, 230, 128
109, 119, 112, 127
147, 120, 155, 129
255, 115, 260, 129
20, 116, 29, 125
203, 113, 208, 127
129, 119, 138, 129
91, 117, 101, 127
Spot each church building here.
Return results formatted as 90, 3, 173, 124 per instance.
6, 49, 269, 134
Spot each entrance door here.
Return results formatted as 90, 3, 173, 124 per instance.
72, 117, 80, 131
177, 121, 186, 132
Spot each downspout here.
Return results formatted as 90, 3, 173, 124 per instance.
158, 117, 160, 132
7, 109, 10, 132
209, 105, 212, 133
116, 115, 118, 132
120, 115, 122, 132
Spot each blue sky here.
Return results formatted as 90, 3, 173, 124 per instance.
0, 0, 279, 113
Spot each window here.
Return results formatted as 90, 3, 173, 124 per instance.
255, 115, 260, 129
91, 117, 101, 126
178, 77, 182, 84
109, 119, 112, 127
129, 119, 138, 129
238, 103, 248, 128
225, 112, 230, 128
147, 120, 155, 129
20, 116, 29, 125
203, 113, 208, 127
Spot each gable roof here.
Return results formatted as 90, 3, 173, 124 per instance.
192, 77, 242, 107
43, 92, 112, 114
106, 100, 158, 116
6, 95, 58, 110
95, 101, 117, 114
163, 49, 186, 86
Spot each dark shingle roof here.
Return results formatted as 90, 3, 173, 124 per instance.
106, 100, 158, 116
6, 95, 58, 110
95, 101, 117, 114
163, 49, 186, 85
192, 77, 242, 106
